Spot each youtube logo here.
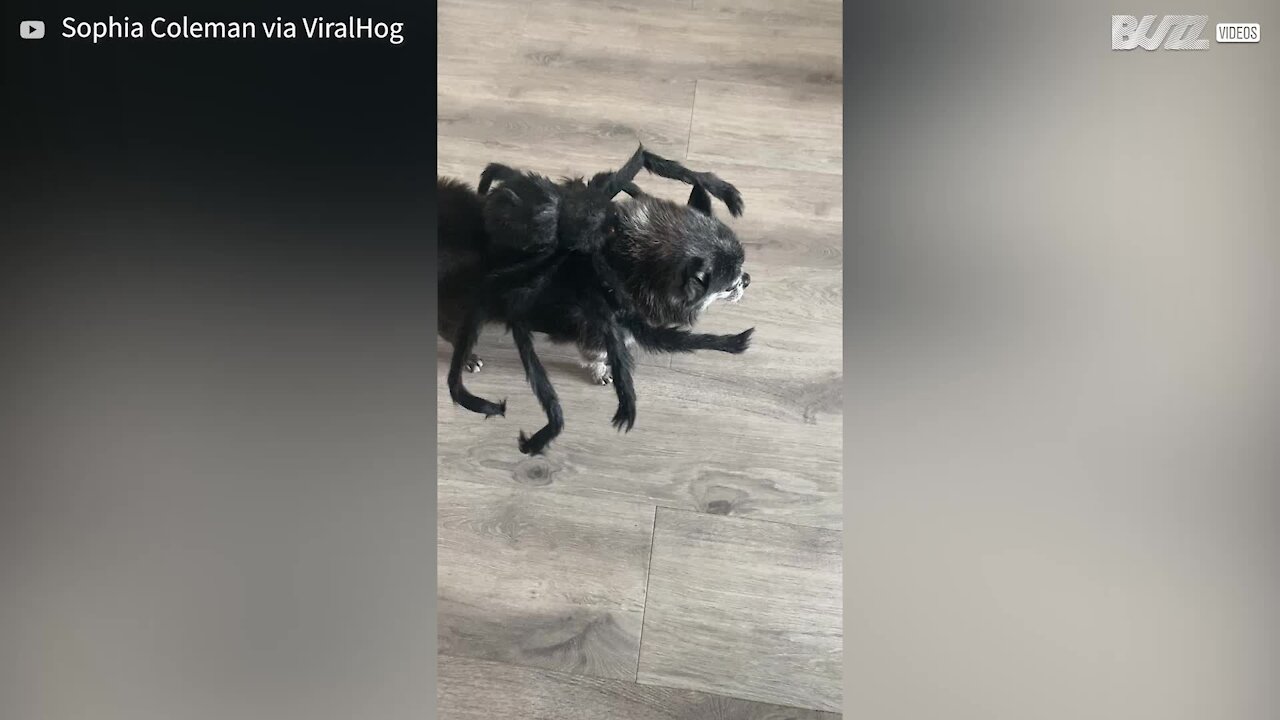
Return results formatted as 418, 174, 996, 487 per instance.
20, 20, 45, 39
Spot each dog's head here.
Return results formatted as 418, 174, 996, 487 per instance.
613, 185, 750, 327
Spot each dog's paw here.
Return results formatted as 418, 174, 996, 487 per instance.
465, 354, 484, 373
583, 359, 612, 385
722, 327, 755, 354
592, 365, 613, 386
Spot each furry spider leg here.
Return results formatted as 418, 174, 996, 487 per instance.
447, 299, 507, 418
587, 144, 648, 197
606, 146, 745, 218
446, 250, 567, 417
587, 144, 742, 215
588, 174, 645, 200
510, 324, 564, 455
687, 183, 713, 214
639, 149, 744, 217
620, 182, 646, 199
621, 316, 756, 355
477, 163, 521, 195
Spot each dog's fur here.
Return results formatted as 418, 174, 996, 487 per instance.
437, 156, 752, 453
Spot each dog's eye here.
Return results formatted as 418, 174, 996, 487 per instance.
694, 272, 708, 287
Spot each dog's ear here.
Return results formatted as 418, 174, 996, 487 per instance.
683, 256, 708, 299
687, 184, 713, 216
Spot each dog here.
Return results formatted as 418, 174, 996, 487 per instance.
437, 174, 752, 385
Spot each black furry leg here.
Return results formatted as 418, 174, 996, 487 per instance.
589, 172, 646, 200
448, 302, 507, 418
595, 145, 647, 197
687, 184, 713, 215
511, 325, 564, 455
590, 252, 636, 313
623, 319, 755, 355
620, 182, 646, 199
486, 247, 564, 287
477, 163, 521, 195
639, 150, 744, 217
592, 144, 742, 215
603, 327, 637, 432
587, 144, 651, 199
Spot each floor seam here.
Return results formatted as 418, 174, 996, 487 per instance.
684, 80, 698, 161
441, 653, 839, 714
633, 505, 661, 682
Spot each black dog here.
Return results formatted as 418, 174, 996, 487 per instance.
438, 151, 753, 454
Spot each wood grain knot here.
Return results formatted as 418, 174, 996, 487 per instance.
706, 500, 733, 515
513, 457, 556, 486
694, 485, 750, 516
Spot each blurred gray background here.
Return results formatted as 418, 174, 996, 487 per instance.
846, 1, 1278, 718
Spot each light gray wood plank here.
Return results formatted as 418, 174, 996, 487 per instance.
517, 1, 842, 89
437, 478, 655, 680
637, 509, 843, 712
437, 0, 532, 66
439, 655, 842, 719
439, 2, 696, 166
436, 345, 841, 530
703, 161, 842, 266
691, 0, 843, 42
439, 51, 697, 112
437, 64, 693, 169
715, 161, 843, 228
689, 80, 843, 175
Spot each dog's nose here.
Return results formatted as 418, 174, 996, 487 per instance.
741, 272, 751, 288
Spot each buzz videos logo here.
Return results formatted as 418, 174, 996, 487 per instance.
1112, 15, 1261, 50
1113, 15, 1210, 49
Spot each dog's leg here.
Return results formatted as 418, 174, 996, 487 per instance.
511, 324, 564, 455
448, 300, 507, 417
441, 318, 482, 371
623, 317, 755, 355
578, 326, 636, 385
579, 347, 612, 385
603, 326, 637, 432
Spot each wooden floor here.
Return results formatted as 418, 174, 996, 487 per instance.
437, 0, 842, 715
